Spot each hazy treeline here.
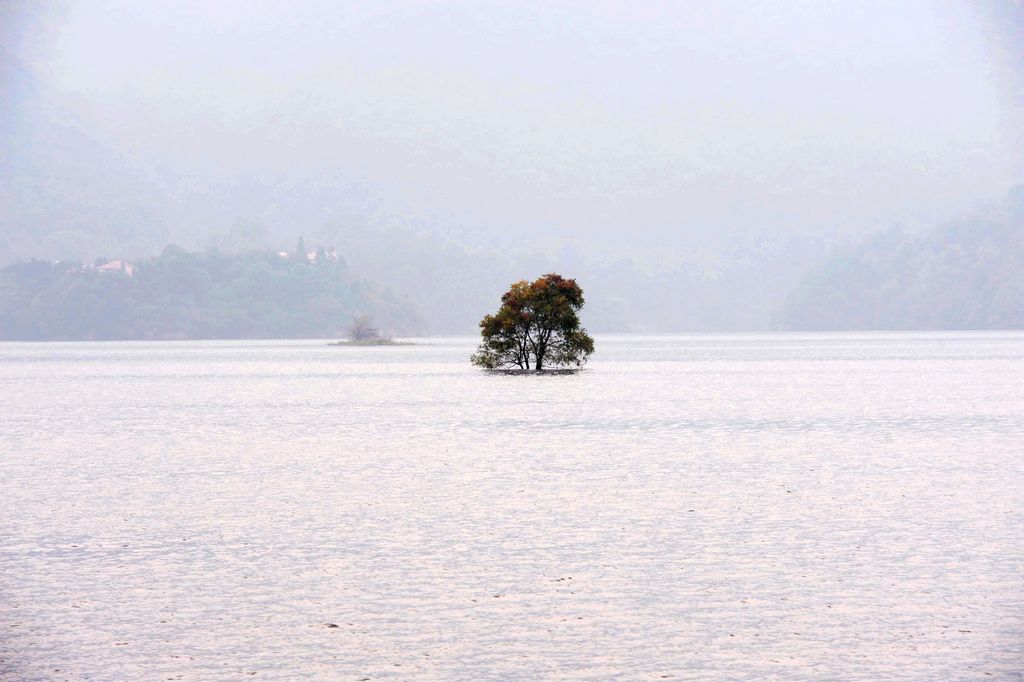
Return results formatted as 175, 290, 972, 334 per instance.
3, 200, 1020, 340
281, 197, 1024, 335
0, 246, 416, 340
775, 196, 1024, 331
309, 219, 826, 334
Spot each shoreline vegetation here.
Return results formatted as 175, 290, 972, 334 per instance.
332, 312, 415, 346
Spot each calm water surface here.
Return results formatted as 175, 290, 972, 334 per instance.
1, 333, 1022, 680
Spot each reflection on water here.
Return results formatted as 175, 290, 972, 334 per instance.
1, 333, 1022, 679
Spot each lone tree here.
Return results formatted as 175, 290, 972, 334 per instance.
346, 313, 380, 341
472, 273, 595, 370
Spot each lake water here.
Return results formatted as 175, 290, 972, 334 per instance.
1, 333, 1022, 680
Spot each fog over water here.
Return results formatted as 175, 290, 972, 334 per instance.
2, 2, 1023, 335
5, 2, 1022, 252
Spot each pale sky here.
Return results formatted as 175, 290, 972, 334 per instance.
4, 0, 1023, 258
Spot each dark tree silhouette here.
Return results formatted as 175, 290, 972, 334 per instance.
472, 273, 594, 370
346, 313, 380, 341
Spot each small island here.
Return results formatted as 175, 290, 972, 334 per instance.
327, 338, 415, 347
329, 313, 416, 346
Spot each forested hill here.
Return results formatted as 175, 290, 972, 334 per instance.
0, 246, 418, 341
773, 214, 1024, 331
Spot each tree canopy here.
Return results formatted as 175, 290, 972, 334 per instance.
346, 313, 381, 341
471, 273, 595, 370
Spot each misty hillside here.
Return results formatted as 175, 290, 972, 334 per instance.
1, 47, 822, 334
307, 219, 828, 333
0, 246, 416, 340
774, 198, 1024, 331
3, 3, 1022, 335
0, 49, 174, 265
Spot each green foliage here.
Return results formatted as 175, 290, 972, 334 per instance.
0, 247, 417, 340
472, 273, 595, 370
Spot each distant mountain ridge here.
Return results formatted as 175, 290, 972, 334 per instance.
773, 193, 1024, 331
